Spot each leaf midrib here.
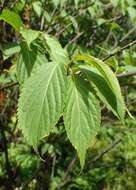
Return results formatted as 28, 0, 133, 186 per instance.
35, 63, 58, 142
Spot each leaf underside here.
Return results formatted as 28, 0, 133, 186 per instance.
43, 33, 69, 64
17, 42, 48, 85
18, 62, 67, 146
80, 66, 125, 121
75, 54, 125, 122
64, 75, 101, 168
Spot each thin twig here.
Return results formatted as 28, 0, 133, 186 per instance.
57, 154, 77, 189
0, 82, 18, 91
89, 137, 122, 166
103, 125, 136, 132
120, 26, 136, 43
40, 14, 45, 31
66, 32, 83, 46
87, 15, 121, 48
55, 2, 95, 37
21, 166, 41, 190
61, 154, 77, 181
117, 71, 136, 78
103, 40, 136, 61
51, 154, 56, 180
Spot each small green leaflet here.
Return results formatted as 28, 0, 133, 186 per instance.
19, 29, 69, 64
74, 54, 125, 122
110, 0, 119, 7
52, 0, 60, 7
127, 7, 136, 23
74, 0, 79, 9
60, 0, 67, 7
1, 42, 20, 60
43, 33, 69, 64
32, 1, 42, 17
20, 28, 41, 47
0, 9, 23, 31
64, 75, 101, 168
16, 42, 48, 85
18, 62, 67, 146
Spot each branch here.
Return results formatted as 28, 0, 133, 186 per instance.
57, 154, 77, 190
120, 26, 136, 43
89, 137, 122, 166
117, 71, 136, 78
103, 125, 136, 132
61, 154, 77, 181
55, 2, 94, 37
103, 40, 136, 61
66, 32, 83, 46
51, 154, 56, 180
0, 82, 18, 91
22, 167, 41, 190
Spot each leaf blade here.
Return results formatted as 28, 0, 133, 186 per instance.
75, 54, 125, 122
43, 33, 69, 64
16, 42, 48, 85
1, 42, 20, 60
80, 66, 122, 120
18, 62, 67, 146
64, 76, 101, 168
0, 9, 23, 31
20, 28, 40, 47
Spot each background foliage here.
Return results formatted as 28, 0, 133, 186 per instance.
0, 0, 136, 189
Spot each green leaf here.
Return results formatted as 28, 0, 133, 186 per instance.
74, 0, 79, 9
60, 0, 67, 7
74, 54, 125, 122
127, 7, 136, 23
32, 1, 42, 17
64, 75, 101, 168
110, 0, 119, 7
52, 0, 60, 7
105, 57, 118, 72
20, 28, 40, 47
80, 66, 124, 121
44, 11, 51, 23
1, 42, 20, 60
42, 33, 69, 64
14, 2, 25, 13
18, 62, 67, 146
16, 42, 48, 84
0, 9, 23, 31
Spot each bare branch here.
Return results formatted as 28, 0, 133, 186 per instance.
57, 154, 77, 189
103, 40, 136, 61
55, 2, 95, 37
103, 125, 136, 132
120, 26, 136, 43
67, 32, 83, 46
89, 137, 122, 166
0, 82, 18, 91
117, 71, 136, 78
